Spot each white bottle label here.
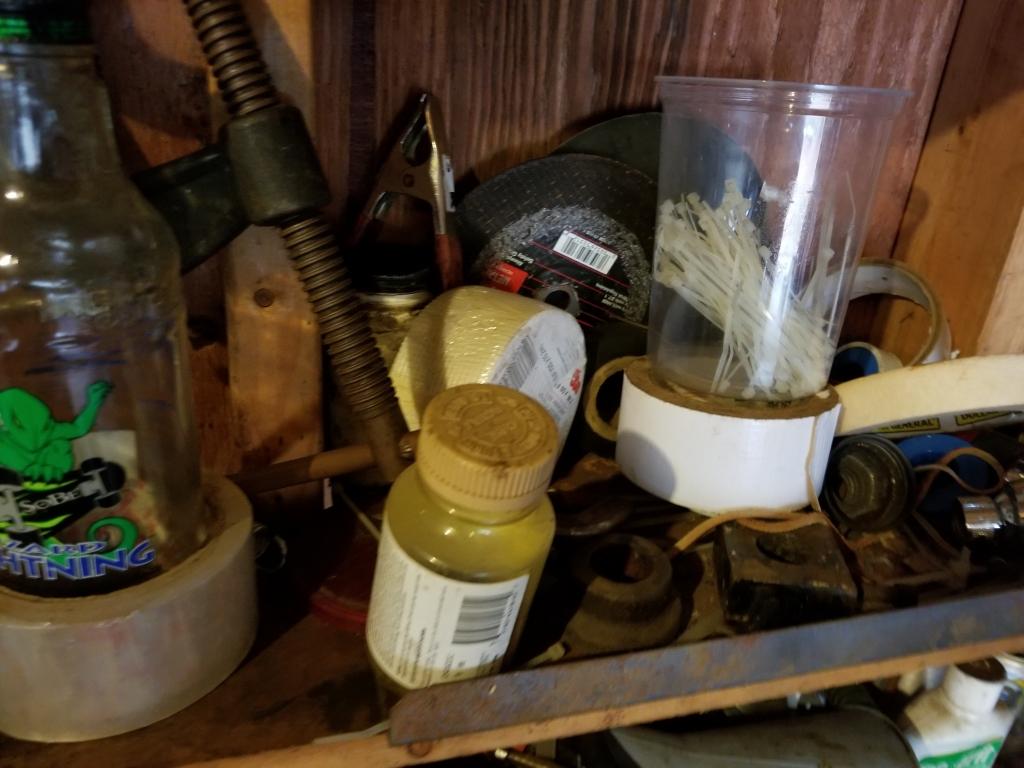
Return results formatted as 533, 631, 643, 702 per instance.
366, 520, 528, 689
493, 312, 585, 444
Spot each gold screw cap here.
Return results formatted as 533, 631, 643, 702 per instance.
417, 384, 558, 515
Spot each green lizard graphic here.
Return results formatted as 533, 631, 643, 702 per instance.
0, 381, 113, 484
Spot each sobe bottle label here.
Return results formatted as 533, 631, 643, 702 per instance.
0, 379, 154, 592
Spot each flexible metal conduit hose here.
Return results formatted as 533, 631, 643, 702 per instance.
182, 0, 407, 480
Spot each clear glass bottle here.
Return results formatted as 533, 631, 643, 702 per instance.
0, 3, 204, 597
366, 383, 557, 692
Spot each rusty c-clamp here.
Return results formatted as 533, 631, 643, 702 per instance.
350, 93, 462, 289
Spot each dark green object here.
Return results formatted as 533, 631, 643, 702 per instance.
554, 113, 662, 183
821, 435, 916, 533
554, 111, 763, 207
0, 382, 110, 482
133, 145, 247, 274
137, 105, 331, 272
225, 104, 330, 225
0, 0, 90, 44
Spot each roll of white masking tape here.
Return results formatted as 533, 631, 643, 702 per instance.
390, 286, 587, 443
836, 355, 1024, 437
616, 359, 841, 515
0, 476, 256, 742
850, 259, 952, 365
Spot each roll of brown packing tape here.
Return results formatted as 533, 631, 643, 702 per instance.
0, 476, 256, 742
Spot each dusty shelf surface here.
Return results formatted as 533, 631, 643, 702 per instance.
5, 587, 1024, 768
5, 501, 1024, 768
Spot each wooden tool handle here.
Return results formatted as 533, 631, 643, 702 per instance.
435, 232, 463, 290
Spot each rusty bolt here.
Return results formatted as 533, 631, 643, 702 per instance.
253, 288, 275, 308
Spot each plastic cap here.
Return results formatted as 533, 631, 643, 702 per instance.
417, 384, 558, 516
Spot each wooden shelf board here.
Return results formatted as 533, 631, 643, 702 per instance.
6, 588, 1024, 768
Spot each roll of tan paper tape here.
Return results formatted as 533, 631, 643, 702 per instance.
390, 286, 587, 443
836, 355, 1024, 437
0, 476, 256, 742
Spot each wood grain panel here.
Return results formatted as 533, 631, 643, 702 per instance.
335, 0, 960, 270
312, 0, 353, 218
683, 0, 963, 262
978, 211, 1024, 354
884, 0, 1024, 358
365, 0, 688, 197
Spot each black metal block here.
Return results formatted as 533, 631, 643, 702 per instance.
715, 522, 859, 631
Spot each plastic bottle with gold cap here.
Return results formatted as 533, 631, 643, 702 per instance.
366, 383, 558, 692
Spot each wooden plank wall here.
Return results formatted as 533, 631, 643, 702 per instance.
882, 0, 1024, 358
324, 0, 962, 263
92, 0, 973, 475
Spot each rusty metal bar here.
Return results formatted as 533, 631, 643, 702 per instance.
389, 587, 1024, 746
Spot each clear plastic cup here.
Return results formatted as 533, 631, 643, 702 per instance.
649, 77, 909, 401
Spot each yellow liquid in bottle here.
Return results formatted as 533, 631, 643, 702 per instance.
365, 384, 558, 695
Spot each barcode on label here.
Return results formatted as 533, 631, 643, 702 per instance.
500, 334, 538, 390
553, 231, 618, 274
452, 591, 515, 645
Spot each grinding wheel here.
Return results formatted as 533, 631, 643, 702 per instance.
458, 154, 657, 329
554, 112, 662, 182
555, 111, 763, 207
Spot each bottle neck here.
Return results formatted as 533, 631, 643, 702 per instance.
0, 43, 121, 186
415, 466, 535, 526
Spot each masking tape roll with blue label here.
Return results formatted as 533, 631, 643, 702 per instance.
836, 355, 1024, 438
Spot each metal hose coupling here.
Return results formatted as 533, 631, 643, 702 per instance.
182, 0, 407, 480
